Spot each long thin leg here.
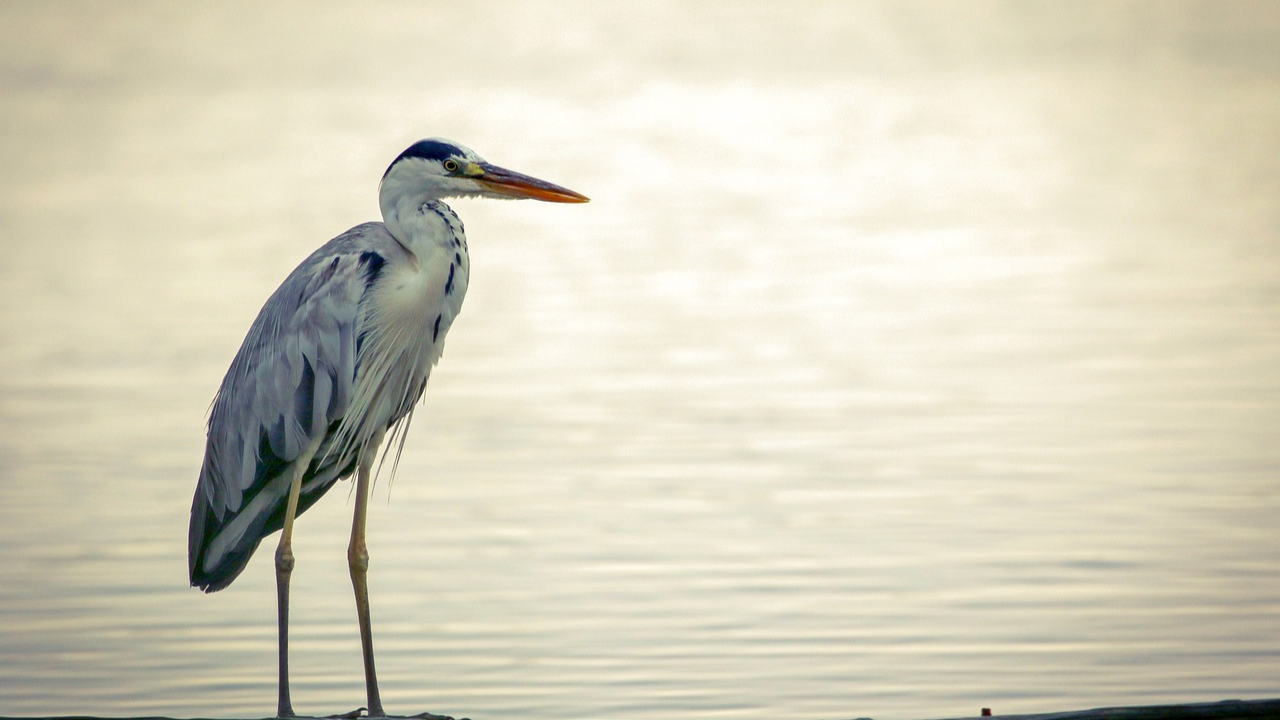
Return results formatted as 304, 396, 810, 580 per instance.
276, 439, 323, 719
350, 433, 386, 717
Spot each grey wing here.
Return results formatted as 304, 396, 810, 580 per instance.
188, 222, 394, 591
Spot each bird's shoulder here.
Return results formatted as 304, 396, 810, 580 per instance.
263, 223, 406, 314
293, 221, 400, 277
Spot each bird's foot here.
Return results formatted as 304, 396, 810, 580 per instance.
322, 709, 466, 720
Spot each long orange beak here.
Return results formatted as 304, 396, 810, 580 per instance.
473, 162, 590, 203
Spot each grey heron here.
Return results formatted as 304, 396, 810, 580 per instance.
188, 138, 588, 718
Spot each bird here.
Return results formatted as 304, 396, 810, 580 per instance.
187, 138, 588, 718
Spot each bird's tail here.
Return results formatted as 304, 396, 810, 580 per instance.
188, 469, 268, 593
188, 453, 351, 593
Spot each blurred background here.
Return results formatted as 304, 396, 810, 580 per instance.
1, 2, 1277, 719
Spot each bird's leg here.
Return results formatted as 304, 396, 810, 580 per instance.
275, 463, 305, 717
275, 439, 322, 719
350, 433, 386, 717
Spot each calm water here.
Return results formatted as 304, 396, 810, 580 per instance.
1, 3, 1278, 719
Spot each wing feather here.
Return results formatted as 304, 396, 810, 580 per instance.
189, 222, 397, 591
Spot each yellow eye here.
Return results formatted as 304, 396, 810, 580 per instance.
443, 159, 459, 173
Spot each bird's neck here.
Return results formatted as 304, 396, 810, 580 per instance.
381, 194, 460, 258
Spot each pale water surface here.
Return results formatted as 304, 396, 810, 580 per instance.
1, 3, 1278, 719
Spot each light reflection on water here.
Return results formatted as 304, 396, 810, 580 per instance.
1, 2, 1278, 719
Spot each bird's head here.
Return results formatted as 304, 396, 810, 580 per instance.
379, 138, 589, 214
